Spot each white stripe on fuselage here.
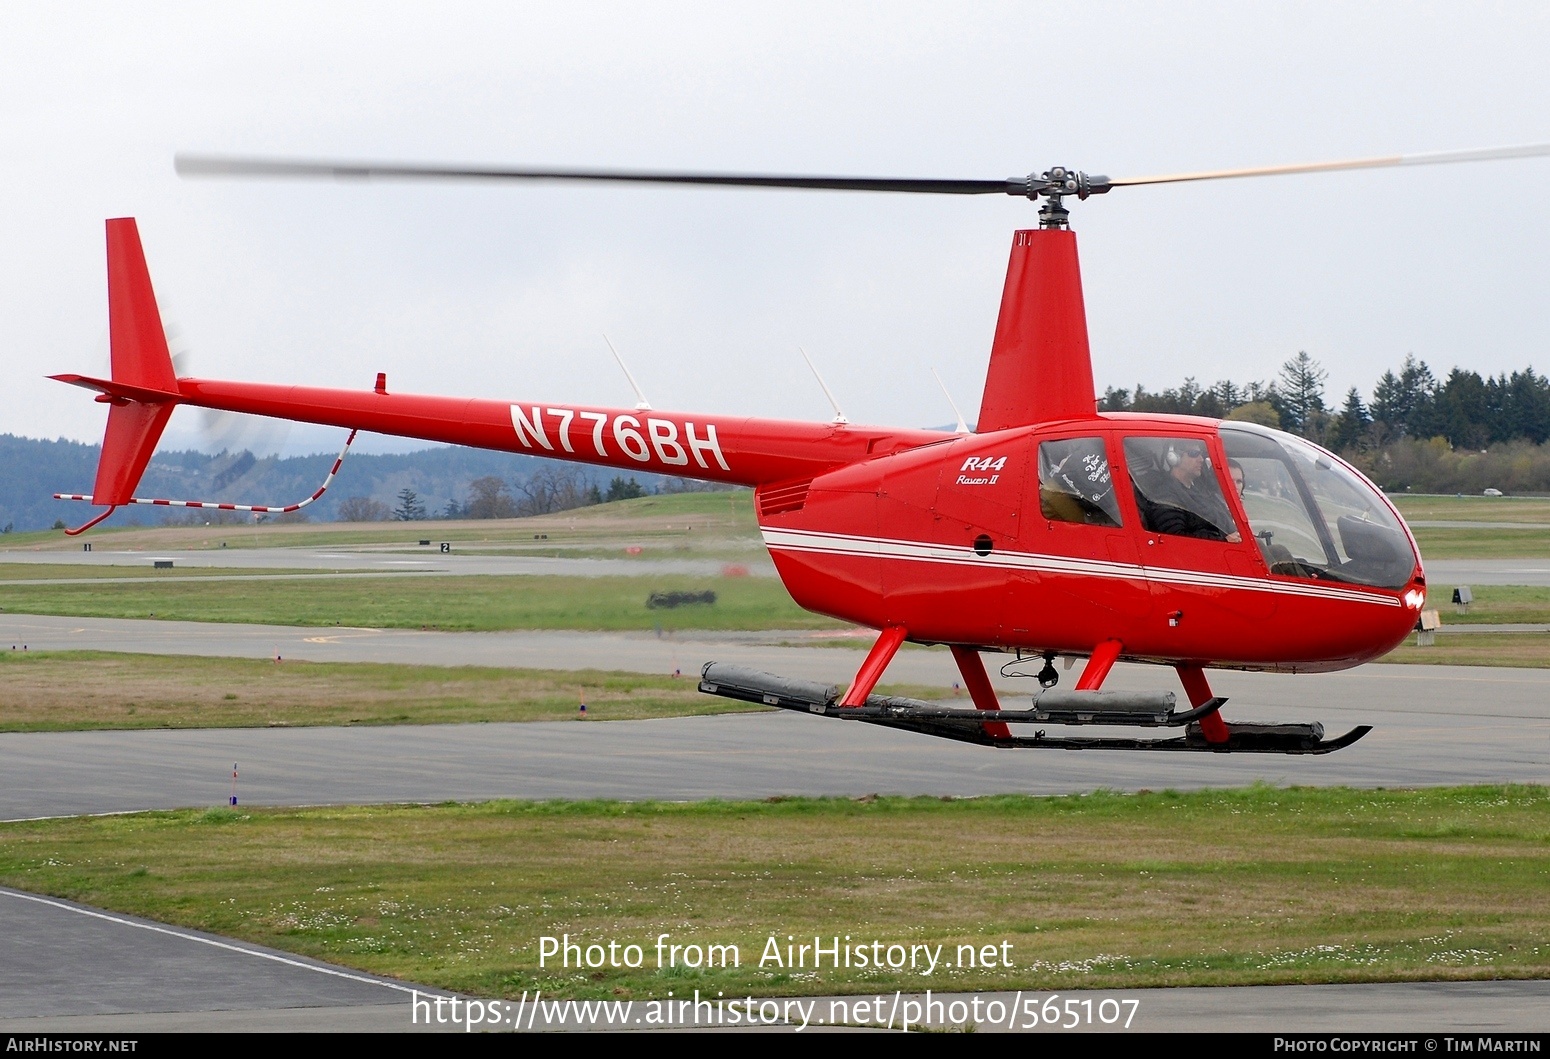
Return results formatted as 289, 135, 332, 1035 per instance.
758, 527, 1404, 608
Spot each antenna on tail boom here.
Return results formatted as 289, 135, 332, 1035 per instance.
931, 368, 971, 434
798, 346, 848, 425
603, 335, 652, 411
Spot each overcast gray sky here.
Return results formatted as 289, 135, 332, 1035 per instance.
4, 2, 1549, 454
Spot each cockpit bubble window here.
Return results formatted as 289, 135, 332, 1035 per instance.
1038, 437, 1121, 527
1123, 436, 1242, 543
1220, 424, 1415, 589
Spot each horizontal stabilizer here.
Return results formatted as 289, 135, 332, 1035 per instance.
49, 373, 179, 404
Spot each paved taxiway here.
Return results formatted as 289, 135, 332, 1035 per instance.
0, 610, 1541, 678
2, 614, 1547, 818
0, 887, 443, 1032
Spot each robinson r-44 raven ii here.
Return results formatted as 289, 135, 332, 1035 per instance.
53, 143, 1550, 754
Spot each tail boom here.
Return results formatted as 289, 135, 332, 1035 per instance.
172, 377, 951, 488
58, 216, 950, 532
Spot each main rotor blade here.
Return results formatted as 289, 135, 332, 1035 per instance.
175, 154, 1015, 196
1109, 141, 1550, 188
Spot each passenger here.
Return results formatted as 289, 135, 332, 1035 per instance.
1228, 458, 1246, 498
1043, 439, 1119, 526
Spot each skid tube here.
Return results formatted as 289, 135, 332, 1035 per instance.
698, 663, 1371, 755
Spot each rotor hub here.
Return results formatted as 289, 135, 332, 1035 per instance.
1006, 168, 1113, 229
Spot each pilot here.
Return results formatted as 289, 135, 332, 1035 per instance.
1150, 442, 1242, 543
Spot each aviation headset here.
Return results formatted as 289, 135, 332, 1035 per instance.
1165, 442, 1207, 468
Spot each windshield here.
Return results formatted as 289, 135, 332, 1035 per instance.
1220, 424, 1415, 589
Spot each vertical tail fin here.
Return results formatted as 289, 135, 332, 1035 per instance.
94, 218, 180, 506
52, 219, 182, 525
107, 217, 179, 395
977, 228, 1098, 432
92, 399, 177, 508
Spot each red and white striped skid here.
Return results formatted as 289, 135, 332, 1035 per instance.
55, 429, 358, 517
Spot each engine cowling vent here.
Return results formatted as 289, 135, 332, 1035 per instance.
758, 478, 813, 517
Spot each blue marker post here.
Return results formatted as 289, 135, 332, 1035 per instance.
229, 763, 238, 806
578, 687, 587, 717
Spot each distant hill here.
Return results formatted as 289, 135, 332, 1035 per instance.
0, 434, 698, 533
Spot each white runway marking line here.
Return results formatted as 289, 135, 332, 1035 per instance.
0, 887, 450, 1000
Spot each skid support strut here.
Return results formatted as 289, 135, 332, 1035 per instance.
1177, 665, 1230, 744
1075, 639, 1123, 691
949, 646, 1010, 739
840, 626, 908, 707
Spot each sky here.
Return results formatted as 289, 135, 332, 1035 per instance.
3, 2, 1549, 455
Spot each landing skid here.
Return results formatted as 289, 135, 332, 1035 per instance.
698, 663, 1371, 755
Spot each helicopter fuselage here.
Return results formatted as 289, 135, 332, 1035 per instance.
760, 414, 1423, 674
144, 377, 1425, 674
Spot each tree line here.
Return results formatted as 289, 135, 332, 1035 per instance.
1100, 353, 1550, 493
1102, 353, 1550, 451
0, 433, 744, 533
342, 470, 729, 522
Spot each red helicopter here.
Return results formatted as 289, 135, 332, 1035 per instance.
53, 144, 1550, 754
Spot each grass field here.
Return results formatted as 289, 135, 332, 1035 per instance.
0, 564, 378, 581
1389, 494, 1550, 557
3, 493, 757, 553
1409, 528, 1550, 559
2, 787, 1546, 999
1422, 585, 1550, 625
1391, 495, 1550, 523
4, 573, 1544, 636
1380, 632, 1550, 668
0, 652, 759, 731
0, 650, 962, 732
0, 572, 838, 632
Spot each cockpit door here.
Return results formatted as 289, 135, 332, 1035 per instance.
1120, 432, 1277, 621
